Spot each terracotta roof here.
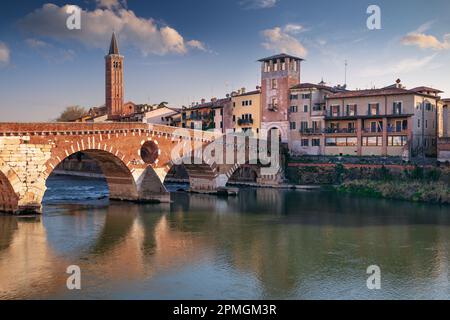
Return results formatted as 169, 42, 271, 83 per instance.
328, 86, 442, 99
410, 86, 443, 93
258, 53, 304, 62
233, 90, 261, 97
291, 83, 336, 92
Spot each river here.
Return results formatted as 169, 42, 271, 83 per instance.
0, 175, 450, 300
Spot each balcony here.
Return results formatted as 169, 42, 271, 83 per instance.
268, 104, 278, 112
238, 118, 254, 126
299, 128, 322, 135
362, 128, 383, 134
324, 128, 356, 134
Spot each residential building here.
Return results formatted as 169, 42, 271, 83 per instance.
211, 98, 233, 133
438, 99, 450, 138
142, 105, 180, 126
231, 88, 261, 135
288, 81, 339, 155
259, 54, 303, 142
323, 80, 441, 158
181, 100, 214, 130
438, 98, 450, 162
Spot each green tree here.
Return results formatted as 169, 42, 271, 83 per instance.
56, 106, 87, 122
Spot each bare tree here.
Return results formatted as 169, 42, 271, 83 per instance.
56, 106, 87, 122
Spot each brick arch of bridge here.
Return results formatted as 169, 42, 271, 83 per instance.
223, 164, 261, 185
0, 123, 226, 212
0, 159, 22, 213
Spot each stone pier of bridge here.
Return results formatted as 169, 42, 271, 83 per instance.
0, 123, 282, 214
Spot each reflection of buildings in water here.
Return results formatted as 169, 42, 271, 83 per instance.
0, 217, 67, 299
170, 192, 234, 215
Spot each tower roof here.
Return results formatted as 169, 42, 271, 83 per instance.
257, 53, 304, 62
108, 32, 119, 55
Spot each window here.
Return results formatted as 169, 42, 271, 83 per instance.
290, 94, 299, 100
336, 138, 347, 146
233, 115, 236, 122
346, 104, 357, 116
418, 119, 421, 128
347, 137, 357, 146
425, 120, 428, 129
370, 121, 383, 133
271, 79, 277, 89
289, 106, 298, 113
331, 105, 340, 117
363, 136, 382, 146
290, 122, 296, 130
393, 102, 402, 115
301, 94, 311, 99
326, 138, 337, 146
301, 139, 309, 147
300, 121, 308, 131
368, 103, 380, 116
312, 139, 320, 147
312, 121, 320, 132
388, 136, 407, 146
304, 105, 308, 112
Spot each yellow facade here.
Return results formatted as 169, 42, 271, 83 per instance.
231, 90, 261, 134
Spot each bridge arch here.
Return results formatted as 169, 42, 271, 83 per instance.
41, 148, 140, 205
0, 160, 23, 213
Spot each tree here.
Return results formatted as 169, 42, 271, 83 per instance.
56, 106, 87, 122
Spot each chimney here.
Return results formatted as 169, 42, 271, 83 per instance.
201, 98, 206, 104
241, 87, 246, 94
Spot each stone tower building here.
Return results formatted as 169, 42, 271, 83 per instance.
259, 54, 303, 142
105, 32, 124, 120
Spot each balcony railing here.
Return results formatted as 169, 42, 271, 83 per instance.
324, 128, 356, 134
299, 128, 322, 135
238, 118, 254, 126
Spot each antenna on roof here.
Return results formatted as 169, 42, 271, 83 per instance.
344, 60, 348, 87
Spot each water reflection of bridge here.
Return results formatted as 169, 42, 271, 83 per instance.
2, 191, 450, 299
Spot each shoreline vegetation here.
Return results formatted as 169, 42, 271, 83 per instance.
336, 180, 450, 204
287, 162, 450, 205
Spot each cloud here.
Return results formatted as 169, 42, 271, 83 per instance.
25, 38, 75, 63
95, 0, 126, 10
186, 40, 206, 51
401, 32, 450, 50
283, 24, 304, 35
18, 3, 206, 56
360, 54, 437, 77
0, 41, 10, 65
240, 0, 278, 9
261, 26, 307, 57
401, 22, 450, 50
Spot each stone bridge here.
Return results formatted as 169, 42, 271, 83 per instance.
0, 123, 280, 214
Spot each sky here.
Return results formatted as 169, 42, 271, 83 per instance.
1, 0, 450, 122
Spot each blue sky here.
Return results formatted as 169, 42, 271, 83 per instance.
1, 0, 450, 121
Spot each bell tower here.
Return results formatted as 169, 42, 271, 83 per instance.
105, 32, 124, 120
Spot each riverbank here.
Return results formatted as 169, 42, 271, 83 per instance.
336, 180, 450, 204
286, 162, 450, 205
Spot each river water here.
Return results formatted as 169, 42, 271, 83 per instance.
1, 175, 450, 300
